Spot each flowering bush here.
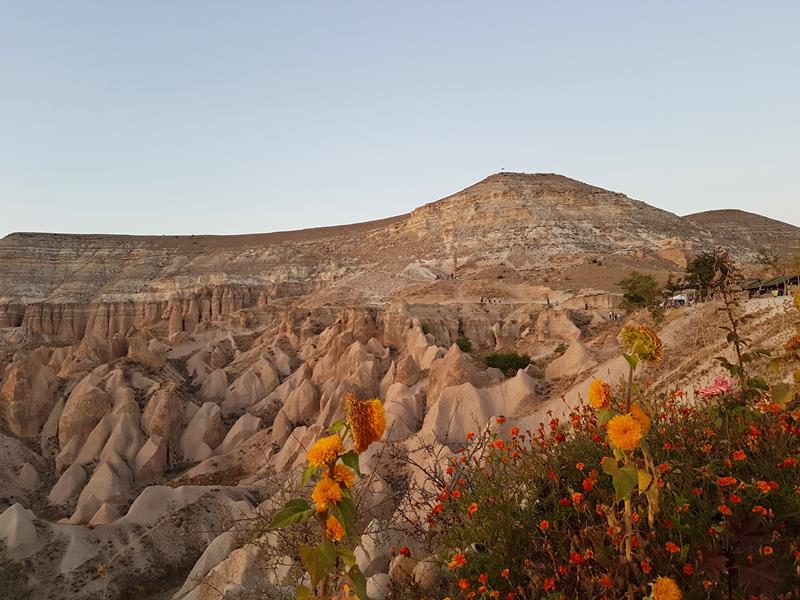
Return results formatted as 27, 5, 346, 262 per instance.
428, 322, 800, 599
270, 393, 386, 599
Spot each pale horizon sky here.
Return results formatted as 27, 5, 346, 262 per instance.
1, 1, 799, 238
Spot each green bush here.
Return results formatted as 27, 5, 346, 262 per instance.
420, 322, 432, 335
483, 352, 530, 375
554, 342, 568, 355
456, 336, 472, 352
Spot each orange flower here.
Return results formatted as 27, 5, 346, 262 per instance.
478, 573, 488, 584
458, 578, 470, 590
752, 505, 768, 516
607, 414, 643, 451
588, 379, 612, 409
665, 541, 681, 554
448, 553, 467, 569
717, 476, 737, 487
729, 494, 742, 504
630, 403, 651, 436
345, 394, 386, 453
717, 504, 732, 516
569, 552, 585, 565
576, 462, 585, 471
306, 434, 344, 468
539, 519, 549, 530
501, 568, 510, 578
543, 578, 556, 592
324, 515, 345, 541
762, 545, 774, 555
757, 480, 772, 493
732, 450, 746, 461
683, 564, 694, 576
651, 576, 682, 600
572, 492, 584, 506
311, 478, 342, 512
496, 416, 506, 425
467, 502, 478, 517
510, 426, 520, 437
466, 432, 475, 440
332, 464, 355, 488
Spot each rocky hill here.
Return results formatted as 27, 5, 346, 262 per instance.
3, 172, 796, 342
685, 208, 800, 257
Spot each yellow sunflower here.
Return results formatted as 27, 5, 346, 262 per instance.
324, 515, 345, 541
651, 576, 682, 600
306, 434, 344, 468
619, 325, 664, 364
607, 414, 643, 451
345, 394, 386, 453
588, 379, 612, 409
311, 477, 342, 513
630, 404, 651, 436
333, 464, 355, 488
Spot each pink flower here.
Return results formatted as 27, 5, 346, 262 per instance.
698, 376, 734, 399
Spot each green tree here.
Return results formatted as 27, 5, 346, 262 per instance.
617, 271, 660, 309
685, 250, 729, 300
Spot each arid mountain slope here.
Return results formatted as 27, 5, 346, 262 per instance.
685, 208, 800, 257
0, 173, 794, 313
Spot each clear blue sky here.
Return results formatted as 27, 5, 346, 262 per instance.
1, 1, 798, 236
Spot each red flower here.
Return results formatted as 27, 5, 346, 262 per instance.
543, 577, 556, 592
762, 546, 774, 556
729, 494, 742, 504
599, 575, 613, 588
501, 568, 510, 578
569, 552, 585, 565
466, 432, 475, 440
717, 476, 737, 487
458, 578, 470, 590
478, 573, 488, 584
752, 505, 769, 516
640, 559, 652, 574
582, 478, 595, 491
717, 504, 732, 516
665, 541, 681, 554
467, 502, 478, 517
399, 546, 411, 557
757, 480, 772, 493
496, 416, 506, 425
559, 497, 571, 507
539, 519, 549, 530
732, 450, 746, 461
510, 426, 520, 437
683, 564, 695, 576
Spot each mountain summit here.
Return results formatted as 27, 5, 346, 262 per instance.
0, 173, 795, 310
